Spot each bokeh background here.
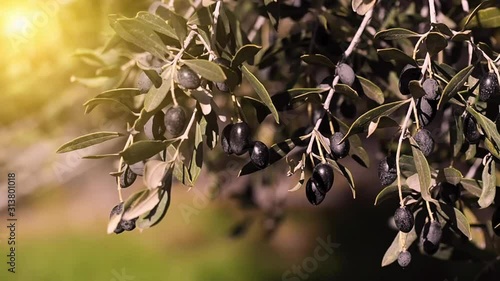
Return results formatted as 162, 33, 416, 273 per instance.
0, 1, 498, 281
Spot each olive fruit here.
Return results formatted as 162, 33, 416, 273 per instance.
479, 72, 499, 102
422, 78, 440, 101
129, 161, 145, 176
136, 72, 153, 93
120, 218, 137, 231
394, 206, 414, 233
329, 132, 350, 159
165, 106, 187, 137
312, 163, 334, 194
305, 178, 325, 205
416, 98, 436, 127
397, 250, 411, 268
214, 58, 231, 92
439, 182, 461, 204
493, 207, 500, 236
337, 63, 355, 86
378, 156, 397, 186
340, 99, 356, 119
399, 64, 421, 96
250, 141, 269, 168
464, 114, 481, 144
421, 221, 442, 255
177, 65, 201, 89
414, 129, 434, 157
119, 165, 137, 188
144, 111, 166, 140
221, 124, 233, 154
110, 203, 124, 234
229, 122, 251, 155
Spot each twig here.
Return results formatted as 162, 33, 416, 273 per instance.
248, 16, 267, 42
305, 8, 374, 154
465, 158, 482, 178
396, 100, 414, 205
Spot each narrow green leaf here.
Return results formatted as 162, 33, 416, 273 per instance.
242, 65, 279, 123
188, 119, 204, 184
328, 159, 356, 198
479, 156, 496, 208
232, 44, 262, 66
409, 137, 436, 203
343, 100, 410, 140
460, 178, 483, 198
57, 132, 123, 153
438, 65, 474, 109
82, 153, 120, 159
120, 140, 167, 164
374, 28, 420, 41
300, 54, 336, 69
73, 48, 106, 66
438, 203, 471, 239
183, 59, 227, 82
136, 11, 177, 39
374, 184, 412, 206
144, 78, 172, 113
463, 6, 500, 29
168, 11, 187, 45
334, 84, 360, 100
357, 76, 384, 104
143, 160, 170, 190
123, 188, 161, 220
377, 48, 416, 66
442, 167, 463, 185
188, 6, 213, 26
381, 229, 417, 267
466, 106, 500, 156
110, 17, 168, 60
137, 176, 172, 229
84, 98, 135, 114
425, 32, 448, 56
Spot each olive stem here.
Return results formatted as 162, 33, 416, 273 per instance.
248, 16, 267, 42
315, 134, 326, 164
305, 7, 373, 155
396, 100, 415, 206
169, 107, 199, 163
425, 200, 435, 222
412, 98, 420, 130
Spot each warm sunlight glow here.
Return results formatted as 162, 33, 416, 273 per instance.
4, 13, 29, 36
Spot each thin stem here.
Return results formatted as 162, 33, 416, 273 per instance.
248, 16, 267, 42
396, 100, 415, 206
428, 0, 437, 24
315, 135, 326, 163
426, 201, 435, 221
305, 8, 374, 155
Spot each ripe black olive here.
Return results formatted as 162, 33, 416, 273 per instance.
329, 132, 350, 159
144, 111, 166, 140
421, 221, 442, 255
177, 65, 201, 89
312, 163, 334, 194
165, 106, 187, 137
305, 178, 325, 205
229, 122, 251, 155
479, 72, 499, 102
214, 58, 231, 92
414, 129, 434, 157
397, 250, 411, 268
399, 65, 421, 96
119, 165, 137, 188
439, 182, 461, 204
463, 114, 481, 144
221, 123, 233, 154
422, 78, 440, 101
394, 206, 414, 233
250, 141, 270, 168
378, 156, 397, 186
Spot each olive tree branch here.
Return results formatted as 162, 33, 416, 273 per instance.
248, 16, 267, 42
396, 100, 414, 205
305, 8, 374, 155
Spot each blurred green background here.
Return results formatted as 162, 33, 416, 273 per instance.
0, 1, 498, 280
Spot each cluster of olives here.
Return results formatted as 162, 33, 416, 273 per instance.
221, 121, 270, 169
110, 202, 137, 234
393, 205, 444, 268
305, 132, 350, 205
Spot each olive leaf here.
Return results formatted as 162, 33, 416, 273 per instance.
82, 153, 120, 159
110, 16, 168, 60
374, 28, 420, 41
352, 0, 376, 16
437, 203, 471, 239
343, 99, 410, 140
120, 140, 167, 164
478, 156, 496, 208
460, 178, 483, 198
377, 48, 416, 66
84, 98, 135, 114
143, 160, 170, 190
136, 11, 177, 39
107, 190, 147, 234
232, 44, 262, 66
462, 7, 500, 29
356, 76, 384, 104
300, 54, 336, 69
409, 137, 436, 203
328, 159, 356, 198
461, 0, 497, 30
374, 184, 412, 206
122, 188, 162, 221
466, 106, 500, 156
137, 169, 173, 229
168, 11, 187, 45
437, 65, 474, 109
144, 77, 172, 113
183, 59, 227, 82
425, 32, 448, 56
242, 65, 279, 123
381, 229, 418, 267
441, 167, 463, 185
57, 132, 124, 153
